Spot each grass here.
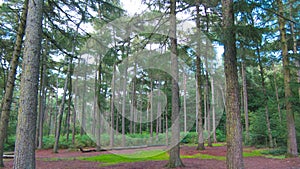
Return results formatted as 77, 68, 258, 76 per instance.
243, 149, 263, 157
80, 149, 227, 167
185, 142, 226, 147
243, 148, 286, 159
79, 150, 169, 166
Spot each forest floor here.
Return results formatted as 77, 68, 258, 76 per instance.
3, 145, 300, 169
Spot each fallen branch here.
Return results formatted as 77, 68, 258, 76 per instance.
3, 154, 14, 158
79, 147, 96, 153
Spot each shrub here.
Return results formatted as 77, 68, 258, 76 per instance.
4, 135, 15, 151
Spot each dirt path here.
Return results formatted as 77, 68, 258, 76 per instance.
3, 146, 300, 169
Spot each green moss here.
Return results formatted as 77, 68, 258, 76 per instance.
185, 142, 226, 147
265, 155, 286, 159
79, 150, 169, 166
243, 148, 287, 159
243, 149, 263, 157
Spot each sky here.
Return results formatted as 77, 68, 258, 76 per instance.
120, 0, 147, 16
119, 0, 224, 61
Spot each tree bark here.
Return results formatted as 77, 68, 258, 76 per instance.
96, 59, 102, 152
211, 76, 217, 143
80, 59, 87, 136
166, 0, 184, 167
110, 64, 116, 148
222, 0, 244, 168
0, 0, 28, 167
13, 0, 43, 168
205, 59, 212, 147
242, 61, 249, 142
150, 81, 153, 143
289, 1, 300, 100
66, 73, 72, 142
272, 64, 282, 122
121, 60, 128, 147
183, 74, 187, 133
195, 1, 205, 151
36, 43, 48, 149
276, 0, 298, 157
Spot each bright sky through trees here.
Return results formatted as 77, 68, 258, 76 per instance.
120, 0, 224, 62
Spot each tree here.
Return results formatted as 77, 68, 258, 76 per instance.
257, 44, 273, 148
166, 0, 184, 167
13, 0, 43, 168
53, 19, 81, 153
222, 0, 244, 168
0, 0, 28, 167
195, 1, 205, 151
276, 0, 298, 157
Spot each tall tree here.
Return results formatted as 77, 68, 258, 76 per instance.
222, 0, 244, 168
241, 55, 249, 143
195, 1, 205, 151
53, 19, 81, 153
166, 0, 184, 167
13, 0, 43, 168
109, 64, 116, 147
0, 0, 28, 167
257, 45, 273, 148
53, 57, 72, 153
276, 0, 298, 157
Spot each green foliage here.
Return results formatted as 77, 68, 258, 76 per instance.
216, 129, 226, 142
3, 135, 15, 151
42, 135, 56, 149
42, 134, 96, 149
180, 132, 198, 144
260, 148, 287, 156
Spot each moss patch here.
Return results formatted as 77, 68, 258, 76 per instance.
79, 150, 169, 166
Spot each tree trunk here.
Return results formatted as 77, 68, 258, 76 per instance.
80, 62, 87, 136
121, 60, 128, 147
72, 58, 81, 145
0, 0, 28, 167
205, 62, 212, 147
183, 74, 187, 133
13, 0, 43, 168
66, 74, 72, 142
195, 1, 205, 151
156, 83, 162, 142
36, 45, 48, 149
53, 20, 80, 153
222, 0, 244, 168
289, 1, 300, 100
96, 59, 102, 152
272, 64, 282, 122
257, 46, 273, 148
241, 55, 249, 143
166, 0, 184, 167
54, 78, 59, 136
150, 81, 153, 143
53, 57, 72, 153
211, 76, 217, 143
110, 64, 116, 148
277, 0, 298, 157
